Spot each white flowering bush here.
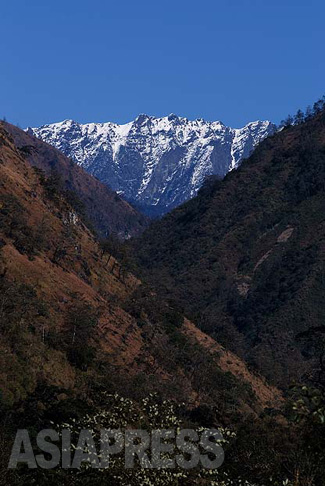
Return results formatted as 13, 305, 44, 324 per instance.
50, 392, 240, 485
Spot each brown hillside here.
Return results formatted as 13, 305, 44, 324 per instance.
3, 122, 148, 239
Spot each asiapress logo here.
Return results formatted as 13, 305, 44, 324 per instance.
8, 428, 225, 470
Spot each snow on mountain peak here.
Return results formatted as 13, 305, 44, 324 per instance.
27, 114, 276, 216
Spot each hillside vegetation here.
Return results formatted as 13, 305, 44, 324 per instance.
131, 107, 325, 390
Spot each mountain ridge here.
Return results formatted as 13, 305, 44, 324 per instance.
28, 114, 276, 216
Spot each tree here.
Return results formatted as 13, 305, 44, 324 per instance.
294, 109, 305, 125
313, 99, 325, 115
41, 170, 63, 199
305, 105, 313, 120
65, 301, 98, 370
280, 115, 294, 127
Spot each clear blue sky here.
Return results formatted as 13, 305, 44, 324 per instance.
0, 0, 324, 128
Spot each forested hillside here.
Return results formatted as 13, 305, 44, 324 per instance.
131, 104, 325, 389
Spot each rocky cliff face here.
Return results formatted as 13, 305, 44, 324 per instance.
28, 115, 276, 215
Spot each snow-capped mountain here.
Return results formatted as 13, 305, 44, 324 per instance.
27, 115, 276, 216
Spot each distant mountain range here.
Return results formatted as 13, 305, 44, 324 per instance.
27, 115, 276, 216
